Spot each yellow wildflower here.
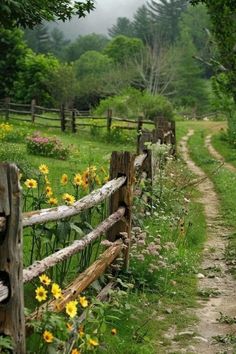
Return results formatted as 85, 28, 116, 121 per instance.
39, 164, 49, 174
43, 330, 54, 343
79, 296, 88, 308
111, 328, 117, 335
63, 193, 75, 205
88, 338, 99, 347
61, 174, 68, 185
65, 300, 78, 318
35, 286, 47, 302
46, 186, 53, 197
78, 325, 85, 338
51, 283, 62, 299
71, 349, 80, 354
45, 175, 50, 185
25, 179, 38, 189
39, 274, 51, 286
66, 323, 73, 332
48, 197, 58, 206
73, 173, 83, 186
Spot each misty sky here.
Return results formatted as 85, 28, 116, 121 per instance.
53, 0, 146, 39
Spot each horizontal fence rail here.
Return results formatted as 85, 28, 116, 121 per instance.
23, 207, 125, 283
22, 176, 126, 227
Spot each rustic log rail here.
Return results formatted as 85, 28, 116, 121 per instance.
22, 176, 126, 227
23, 207, 125, 283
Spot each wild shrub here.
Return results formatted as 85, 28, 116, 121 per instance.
26, 132, 70, 160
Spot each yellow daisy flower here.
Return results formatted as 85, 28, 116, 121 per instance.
65, 300, 78, 318
88, 338, 99, 347
39, 274, 51, 286
39, 164, 49, 174
111, 328, 117, 335
61, 174, 68, 185
71, 349, 80, 354
46, 186, 53, 197
35, 286, 47, 302
79, 296, 88, 308
51, 283, 62, 299
25, 179, 38, 189
63, 193, 75, 205
43, 330, 54, 343
48, 197, 58, 206
73, 173, 83, 186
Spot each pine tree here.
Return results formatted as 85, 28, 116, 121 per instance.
147, 0, 188, 44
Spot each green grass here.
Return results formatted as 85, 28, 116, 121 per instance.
188, 127, 236, 284
211, 131, 236, 167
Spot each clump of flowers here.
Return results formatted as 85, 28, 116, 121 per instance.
0, 123, 13, 140
26, 132, 70, 160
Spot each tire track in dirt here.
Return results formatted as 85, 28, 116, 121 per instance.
176, 130, 236, 354
205, 134, 236, 174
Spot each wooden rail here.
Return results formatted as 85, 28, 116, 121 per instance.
22, 176, 126, 227
1, 98, 156, 134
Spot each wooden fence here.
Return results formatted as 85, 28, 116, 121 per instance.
0, 98, 155, 133
0, 121, 177, 353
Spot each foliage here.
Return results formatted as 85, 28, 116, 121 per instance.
64, 33, 109, 62
147, 0, 188, 45
94, 88, 174, 121
132, 5, 155, 45
0, 336, 14, 352
108, 17, 135, 38
104, 35, 144, 64
0, 123, 13, 140
26, 132, 70, 160
47, 63, 78, 107
73, 51, 114, 107
0, 28, 27, 97
0, 0, 95, 29
13, 50, 59, 105
173, 25, 209, 112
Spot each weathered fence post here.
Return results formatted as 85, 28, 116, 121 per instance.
108, 152, 135, 270
136, 116, 143, 154
0, 164, 25, 353
4, 97, 10, 121
107, 109, 112, 133
71, 108, 77, 133
60, 104, 66, 132
31, 99, 36, 123
138, 131, 153, 183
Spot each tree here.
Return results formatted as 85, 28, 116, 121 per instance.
13, 51, 59, 105
173, 26, 208, 111
108, 17, 134, 38
0, 28, 27, 97
147, 0, 188, 44
132, 5, 155, 45
104, 35, 144, 64
47, 64, 78, 107
189, 0, 236, 103
24, 25, 52, 54
64, 33, 109, 62
50, 28, 70, 58
73, 51, 114, 106
0, 0, 95, 28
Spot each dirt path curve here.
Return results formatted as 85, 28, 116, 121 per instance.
205, 135, 236, 173
178, 130, 236, 354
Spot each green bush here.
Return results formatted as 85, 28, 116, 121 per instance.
93, 88, 174, 121
26, 132, 70, 160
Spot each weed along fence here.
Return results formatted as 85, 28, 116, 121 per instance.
0, 98, 155, 133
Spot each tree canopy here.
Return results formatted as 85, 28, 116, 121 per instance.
0, 0, 95, 28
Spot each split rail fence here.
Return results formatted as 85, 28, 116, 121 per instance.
0, 103, 176, 352
0, 98, 155, 133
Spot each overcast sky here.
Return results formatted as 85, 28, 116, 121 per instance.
53, 0, 147, 39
